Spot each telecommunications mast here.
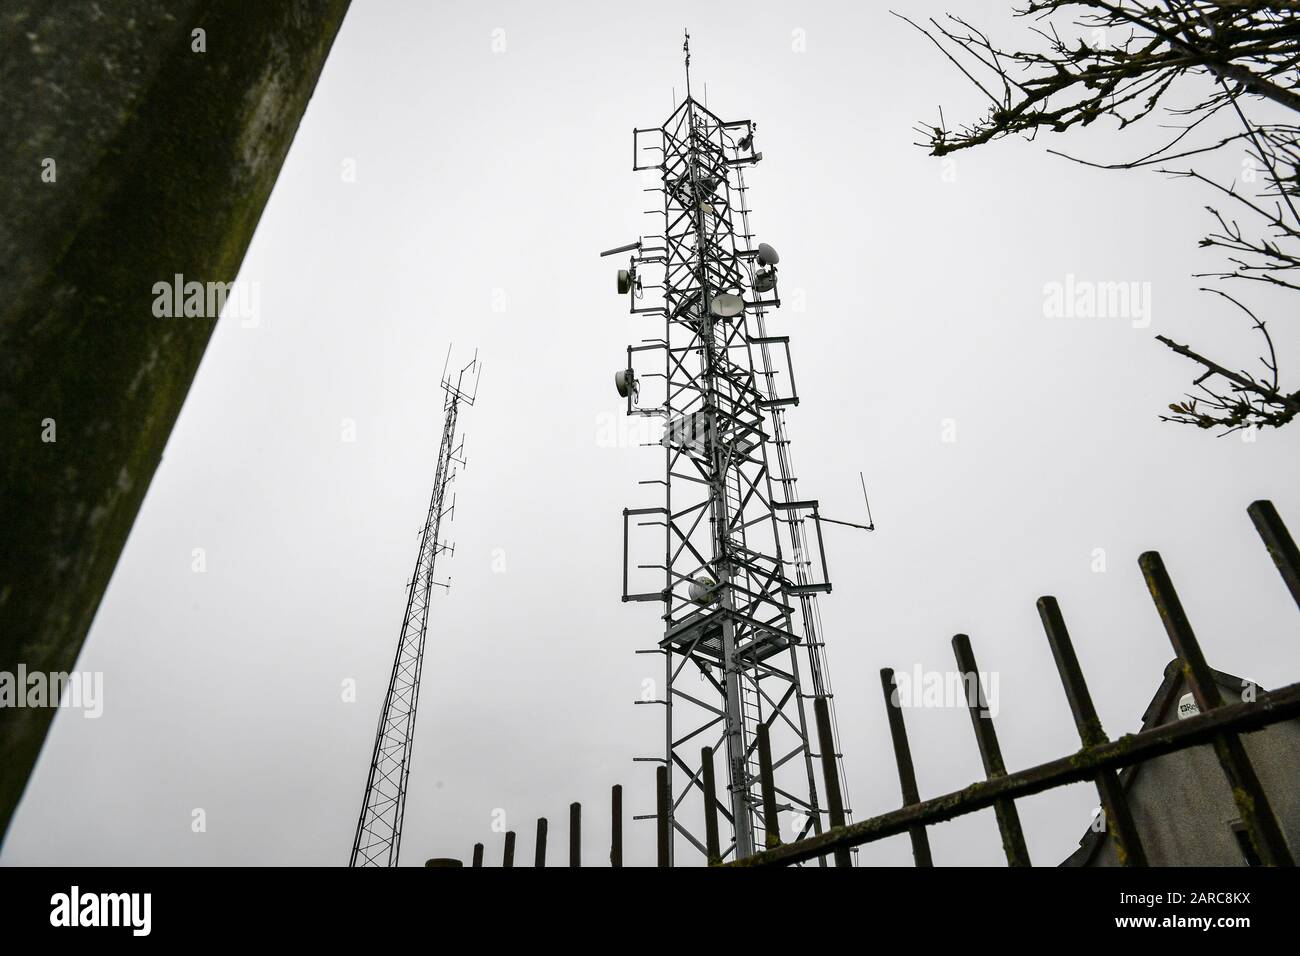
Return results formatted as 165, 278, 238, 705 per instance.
604, 33, 856, 863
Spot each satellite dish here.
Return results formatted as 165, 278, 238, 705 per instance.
738, 131, 754, 151
689, 576, 717, 605
710, 293, 744, 319
614, 368, 637, 399
753, 269, 776, 294
757, 242, 780, 266
617, 269, 631, 295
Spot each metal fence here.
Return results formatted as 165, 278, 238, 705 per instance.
435, 499, 1300, 868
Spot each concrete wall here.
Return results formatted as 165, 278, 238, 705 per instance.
0, 0, 351, 840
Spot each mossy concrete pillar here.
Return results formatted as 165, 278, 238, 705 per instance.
0, 0, 351, 840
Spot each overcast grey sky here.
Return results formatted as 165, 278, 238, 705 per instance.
4, 0, 1298, 866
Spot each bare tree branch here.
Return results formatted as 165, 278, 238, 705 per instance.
904, 1, 1300, 432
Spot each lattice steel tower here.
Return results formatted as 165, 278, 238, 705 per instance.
605, 34, 854, 863
350, 352, 479, 867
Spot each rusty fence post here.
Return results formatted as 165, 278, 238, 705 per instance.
757, 722, 782, 850
569, 802, 581, 867
1037, 597, 1147, 866
951, 634, 1031, 866
701, 746, 722, 865
880, 668, 933, 866
1248, 500, 1300, 609
813, 696, 852, 867
1140, 551, 1294, 866
535, 817, 548, 868
656, 765, 671, 867
611, 785, 623, 867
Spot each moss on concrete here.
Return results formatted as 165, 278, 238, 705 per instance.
0, 0, 352, 841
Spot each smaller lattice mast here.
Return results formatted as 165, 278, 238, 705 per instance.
349, 349, 480, 867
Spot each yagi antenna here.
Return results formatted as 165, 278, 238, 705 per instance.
439, 344, 482, 408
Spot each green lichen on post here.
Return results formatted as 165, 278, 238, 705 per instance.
0, 0, 352, 842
